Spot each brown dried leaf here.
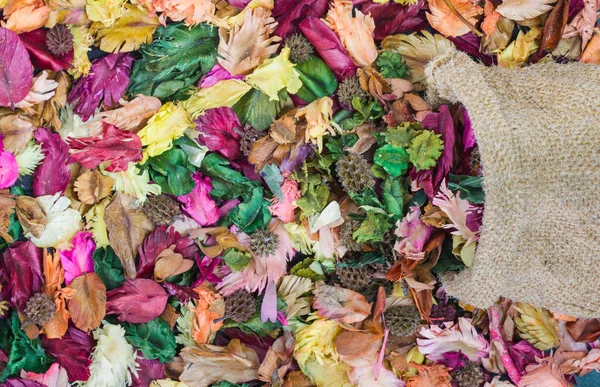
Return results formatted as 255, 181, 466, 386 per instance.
32, 71, 70, 131
258, 332, 295, 384
567, 318, 600, 343
0, 111, 36, 153
0, 190, 16, 243
160, 303, 180, 329
269, 114, 297, 145
357, 67, 395, 105
67, 272, 106, 332
581, 32, 600, 64
74, 170, 115, 205
191, 227, 246, 258
481, 17, 515, 54
179, 339, 260, 387
154, 247, 194, 282
312, 284, 371, 324
248, 135, 278, 170
427, 0, 483, 37
15, 196, 47, 238
346, 123, 376, 154
217, 7, 281, 75
541, 0, 570, 51
283, 370, 315, 387
420, 203, 450, 228
104, 193, 154, 278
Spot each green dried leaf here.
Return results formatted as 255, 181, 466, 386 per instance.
374, 144, 410, 177
124, 318, 177, 363
228, 186, 272, 233
353, 211, 392, 243
377, 51, 409, 79
290, 257, 325, 280
93, 246, 125, 291
384, 122, 422, 148
407, 130, 443, 171
294, 55, 338, 103
382, 176, 405, 217
222, 249, 252, 272
296, 183, 329, 217
260, 164, 284, 200
200, 153, 259, 200
232, 88, 286, 131
448, 174, 485, 204
128, 23, 219, 102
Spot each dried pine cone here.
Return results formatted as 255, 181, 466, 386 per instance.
237, 126, 263, 157
24, 293, 56, 326
335, 254, 373, 292
336, 153, 375, 194
385, 305, 421, 337
285, 34, 314, 63
337, 76, 368, 107
46, 25, 74, 57
143, 194, 180, 226
225, 290, 257, 323
453, 362, 485, 387
339, 220, 362, 251
249, 228, 280, 257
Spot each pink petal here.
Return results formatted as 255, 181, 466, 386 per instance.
261, 281, 278, 323
178, 172, 220, 226
59, 231, 96, 285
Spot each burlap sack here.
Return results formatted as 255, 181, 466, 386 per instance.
425, 49, 600, 318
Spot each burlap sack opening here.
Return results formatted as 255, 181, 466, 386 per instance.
425, 49, 600, 318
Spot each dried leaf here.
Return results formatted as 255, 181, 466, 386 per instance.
312, 284, 371, 324
541, 0, 570, 51
104, 193, 154, 278
67, 272, 107, 332
106, 278, 168, 323
427, 0, 483, 37
179, 339, 260, 387
74, 170, 115, 205
13, 70, 58, 110
2, 0, 50, 34
91, 4, 160, 53
269, 114, 298, 145
0, 112, 36, 153
0, 27, 33, 108
32, 71, 71, 132
85, 95, 162, 134
0, 189, 16, 243
192, 227, 246, 258
217, 7, 280, 75
258, 332, 295, 384
514, 303, 559, 350
481, 17, 515, 54
581, 32, 600, 63
15, 196, 47, 239
381, 31, 455, 87
496, 0, 556, 21
566, 318, 600, 343
154, 248, 194, 282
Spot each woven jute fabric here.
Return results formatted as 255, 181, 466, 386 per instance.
425, 49, 600, 317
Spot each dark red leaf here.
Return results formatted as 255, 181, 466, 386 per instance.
67, 122, 143, 172
448, 33, 495, 65
299, 17, 357, 80
361, 0, 429, 41
0, 240, 42, 311
19, 29, 73, 72
32, 128, 71, 196
106, 278, 169, 323
273, 0, 329, 38
1, 379, 45, 387
0, 27, 33, 108
195, 107, 242, 160
137, 226, 197, 279
132, 355, 166, 387
68, 53, 134, 121
41, 326, 94, 382
162, 282, 198, 304
567, 318, 600, 343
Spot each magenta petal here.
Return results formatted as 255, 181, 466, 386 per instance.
261, 281, 278, 323
33, 128, 71, 196
59, 231, 96, 285
131, 356, 165, 387
273, 0, 329, 38
507, 340, 543, 374
0, 241, 43, 311
137, 225, 196, 279
195, 107, 242, 160
106, 278, 169, 323
198, 63, 244, 88
41, 326, 94, 382
299, 17, 357, 80
178, 172, 220, 226
421, 105, 455, 191
361, 0, 429, 41
462, 108, 476, 151
0, 150, 18, 189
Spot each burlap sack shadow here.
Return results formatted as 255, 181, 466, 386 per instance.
425, 49, 600, 318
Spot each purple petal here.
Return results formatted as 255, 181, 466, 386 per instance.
261, 281, 278, 323
273, 0, 329, 38
198, 63, 244, 88
361, 0, 429, 41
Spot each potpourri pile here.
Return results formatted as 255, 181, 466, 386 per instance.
0, 0, 599, 386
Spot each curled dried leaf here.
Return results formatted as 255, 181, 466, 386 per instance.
269, 113, 298, 145
32, 71, 71, 132
0, 190, 16, 243
154, 247, 194, 282
15, 196, 48, 238
74, 170, 115, 205
0, 112, 36, 153
427, 0, 483, 37
104, 193, 154, 278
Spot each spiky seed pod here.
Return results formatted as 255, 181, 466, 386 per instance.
24, 293, 56, 326
453, 362, 485, 387
237, 126, 263, 157
285, 34, 314, 63
339, 220, 362, 251
337, 76, 368, 107
372, 232, 399, 270
385, 305, 422, 337
225, 290, 257, 323
249, 228, 280, 257
143, 194, 180, 226
335, 254, 374, 292
336, 153, 375, 194
46, 25, 74, 57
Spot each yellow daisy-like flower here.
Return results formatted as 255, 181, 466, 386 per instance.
182, 79, 252, 119
245, 46, 302, 101
294, 314, 342, 367
138, 102, 195, 162
295, 97, 337, 152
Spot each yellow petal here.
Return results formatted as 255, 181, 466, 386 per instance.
245, 46, 302, 101
295, 97, 335, 152
182, 79, 252, 119
138, 102, 195, 162
497, 27, 541, 68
